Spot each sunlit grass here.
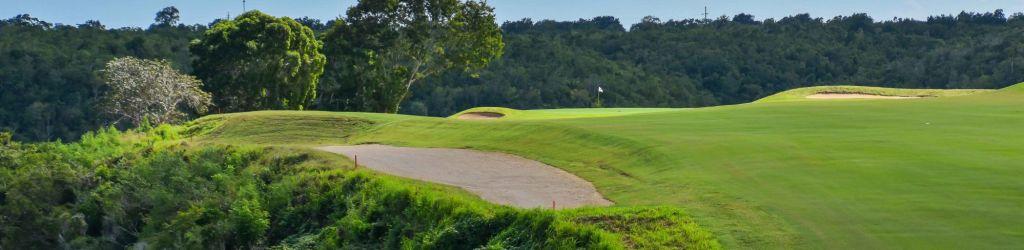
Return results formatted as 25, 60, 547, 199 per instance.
189, 84, 1024, 249
755, 85, 992, 103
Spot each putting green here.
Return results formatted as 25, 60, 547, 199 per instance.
191, 84, 1024, 249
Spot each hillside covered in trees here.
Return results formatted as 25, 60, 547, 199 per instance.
404, 11, 1024, 115
3, 10, 1024, 141
0, 14, 202, 141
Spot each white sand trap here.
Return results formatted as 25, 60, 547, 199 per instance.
806, 93, 924, 99
318, 145, 612, 209
457, 112, 505, 120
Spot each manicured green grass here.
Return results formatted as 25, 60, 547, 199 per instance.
190, 84, 1024, 249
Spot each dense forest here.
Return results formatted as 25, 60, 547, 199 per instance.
404, 11, 1024, 115
3, 9, 1024, 141
0, 14, 203, 141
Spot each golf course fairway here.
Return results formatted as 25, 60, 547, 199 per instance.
190, 84, 1024, 249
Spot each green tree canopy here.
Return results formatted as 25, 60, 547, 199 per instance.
5, 10, 1024, 141
154, 6, 180, 26
191, 11, 325, 112
320, 0, 504, 113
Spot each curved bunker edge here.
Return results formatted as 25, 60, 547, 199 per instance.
317, 144, 612, 209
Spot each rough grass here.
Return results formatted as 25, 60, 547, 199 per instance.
187, 84, 1024, 249
183, 112, 721, 249
755, 85, 993, 103
1, 124, 721, 249
256, 147, 626, 249
565, 207, 721, 249
185, 111, 380, 145
237, 145, 721, 249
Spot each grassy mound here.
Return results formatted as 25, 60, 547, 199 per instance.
0, 122, 720, 249
451, 107, 677, 121
755, 85, 992, 103
185, 111, 381, 145
999, 82, 1024, 92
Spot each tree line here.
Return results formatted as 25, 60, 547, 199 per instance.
3, 5, 1024, 141
1, 0, 502, 142
403, 10, 1024, 115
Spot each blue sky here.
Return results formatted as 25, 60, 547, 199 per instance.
2, 0, 1023, 28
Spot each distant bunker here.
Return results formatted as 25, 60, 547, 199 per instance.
806, 92, 929, 100
457, 112, 506, 120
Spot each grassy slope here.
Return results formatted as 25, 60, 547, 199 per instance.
192, 84, 1024, 249
755, 85, 993, 103
5, 126, 720, 249
187, 112, 720, 249
451, 107, 679, 120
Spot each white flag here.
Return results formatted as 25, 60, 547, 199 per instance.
598, 86, 604, 93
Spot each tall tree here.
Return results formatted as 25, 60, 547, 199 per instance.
191, 11, 325, 112
154, 6, 180, 26
98, 57, 211, 126
320, 0, 504, 113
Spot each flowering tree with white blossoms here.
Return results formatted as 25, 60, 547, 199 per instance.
99, 57, 211, 126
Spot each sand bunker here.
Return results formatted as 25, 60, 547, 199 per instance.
457, 112, 505, 120
318, 145, 612, 209
806, 93, 924, 99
